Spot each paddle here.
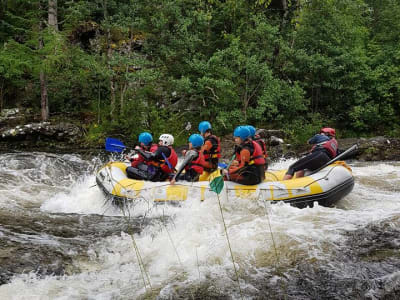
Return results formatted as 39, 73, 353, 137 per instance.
105, 137, 127, 152
309, 144, 358, 175
171, 150, 197, 182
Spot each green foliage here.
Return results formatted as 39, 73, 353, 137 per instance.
1, 0, 400, 143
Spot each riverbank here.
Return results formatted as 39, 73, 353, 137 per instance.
1, 109, 399, 161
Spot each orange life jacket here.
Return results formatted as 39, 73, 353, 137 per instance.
203, 135, 221, 160
235, 140, 265, 166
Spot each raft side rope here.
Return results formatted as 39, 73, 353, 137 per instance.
302, 164, 340, 188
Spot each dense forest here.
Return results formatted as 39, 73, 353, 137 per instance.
0, 0, 399, 145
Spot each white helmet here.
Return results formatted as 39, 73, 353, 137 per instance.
159, 134, 174, 146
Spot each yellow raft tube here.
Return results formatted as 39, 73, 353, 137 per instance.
96, 161, 354, 208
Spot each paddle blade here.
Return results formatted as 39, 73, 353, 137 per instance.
218, 162, 227, 169
105, 137, 126, 152
210, 170, 224, 195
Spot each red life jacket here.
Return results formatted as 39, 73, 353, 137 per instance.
235, 140, 265, 166
254, 136, 268, 158
132, 144, 158, 167
149, 144, 158, 153
186, 150, 205, 174
160, 146, 178, 174
311, 138, 338, 158
203, 135, 221, 161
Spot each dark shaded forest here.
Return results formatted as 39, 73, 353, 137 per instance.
1, 0, 399, 145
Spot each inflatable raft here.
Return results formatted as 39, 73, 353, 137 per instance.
96, 161, 354, 208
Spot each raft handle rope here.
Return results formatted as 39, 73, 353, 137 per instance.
302, 164, 340, 188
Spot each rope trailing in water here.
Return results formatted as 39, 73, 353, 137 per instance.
196, 247, 201, 280
130, 231, 152, 291
260, 195, 280, 265
217, 193, 244, 300
161, 211, 195, 300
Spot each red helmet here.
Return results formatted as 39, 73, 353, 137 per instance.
320, 127, 336, 137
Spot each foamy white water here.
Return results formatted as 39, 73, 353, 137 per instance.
1, 154, 399, 299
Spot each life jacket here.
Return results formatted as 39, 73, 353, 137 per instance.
203, 135, 221, 161
254, 136, 268, 158
311, 138, 338, 158
235, 140, 265, 166
149, 143, 158, 153
132, 144, 158, 167
186, 150, 205, 174
161, 146, 178, 173
150, 146, 178, 173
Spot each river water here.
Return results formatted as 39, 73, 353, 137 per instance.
0, 152, 399, 299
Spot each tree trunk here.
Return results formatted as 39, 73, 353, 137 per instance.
48, 0, 58, 30
39, 0, 49, 121
281, 0, 289, 26
0, 79, 4, 113
120, 29, 133, 115
103, 0, 116, 118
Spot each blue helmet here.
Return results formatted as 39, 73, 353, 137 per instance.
189, 134, 204, 148
233, 126, 250, 140
138, 132, 153, 146
198, 121, 211, 134
246, 125, 256, 138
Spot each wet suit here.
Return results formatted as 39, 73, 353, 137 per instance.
286, 134, 338, 177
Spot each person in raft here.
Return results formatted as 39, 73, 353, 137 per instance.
125, 132, 158, 168
282, 127, 338, 180
246, 125, 269, 171
198, 121, 221, 173
126, 134, 178, 181
170, 134, 205, 185
222, 126, 266, 185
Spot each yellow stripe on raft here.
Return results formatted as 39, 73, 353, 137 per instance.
112, 179, 145, 197
108, 162, 129, 173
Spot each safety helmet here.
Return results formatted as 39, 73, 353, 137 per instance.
233, 126, 250, 140
159, 134, 174, 146
320, 127, 336, 137
198, 121, 211, 134
188, 134, 204, 148
138, 132, 153, 146
246, 125, 256, 138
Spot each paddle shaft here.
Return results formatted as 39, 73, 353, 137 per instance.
309, 144, 358, 175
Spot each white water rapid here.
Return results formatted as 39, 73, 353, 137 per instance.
0, 153, 399, 299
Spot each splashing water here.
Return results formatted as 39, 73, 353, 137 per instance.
0, 153, 399, 299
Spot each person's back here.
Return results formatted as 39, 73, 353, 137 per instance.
283, 127, 338, 180
198, 121, 221, 172
224, 126, 265, 185
247, 125, 268, 170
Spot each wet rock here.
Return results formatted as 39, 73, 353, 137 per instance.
339, 137, 400, 161
0, 121, 85, 152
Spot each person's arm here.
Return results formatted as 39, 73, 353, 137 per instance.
201, 140, 213, 153
228, 149, 250, 174
171, 151, 197, 184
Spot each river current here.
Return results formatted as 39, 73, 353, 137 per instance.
0, 152, 399, 299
